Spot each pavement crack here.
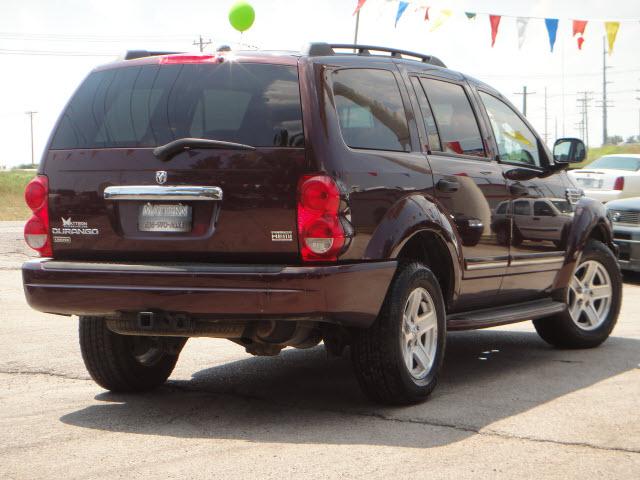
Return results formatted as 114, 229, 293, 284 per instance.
165, 381, 640, 455
0, 368, 90, 381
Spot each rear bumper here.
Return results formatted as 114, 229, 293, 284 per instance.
22, 259, 397, 328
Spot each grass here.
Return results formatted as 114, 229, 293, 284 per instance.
571, 143, 640, 169
0, 170, 35, 221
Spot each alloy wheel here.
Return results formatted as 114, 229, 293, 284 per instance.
567, 260, 612, 331
401, 287, 438, 380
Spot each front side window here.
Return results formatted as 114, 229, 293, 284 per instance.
534, 201, 554, 216
332, 69, 410, 152
479, 91, 541, 167
419, 78, 485, 157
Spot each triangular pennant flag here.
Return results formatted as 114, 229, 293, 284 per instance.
605, 21, 620, 55
395, 1, 409, 28
353, 0, 366, 16
424, 6, 431, 21
516, 17, 529, 49
430, 9, 452, 32
572, 20, 588, 49
545, 18, 559, 52
489, 15, 501, 47
465, 12, 476, 20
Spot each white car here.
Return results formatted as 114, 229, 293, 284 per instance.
569, 154, 640, 203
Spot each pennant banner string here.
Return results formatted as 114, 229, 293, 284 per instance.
369, 0, 640, 22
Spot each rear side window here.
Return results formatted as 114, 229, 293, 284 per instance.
50, 63, 304, 149
514, 200, 531, 216
332, 69, 410, 152
419, 78, 485, 157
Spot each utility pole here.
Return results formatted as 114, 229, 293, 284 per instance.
25, 111, 37, 167
514, 86, 535, 117
597, 36, 613, 145
576, 91, 594, 146
192, 35, 212, 52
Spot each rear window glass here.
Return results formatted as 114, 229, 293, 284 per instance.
589, 156, 640, 171
50, 63, 304, 149
332, 69, 410, 152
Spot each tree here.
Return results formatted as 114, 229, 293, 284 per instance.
606, 135, 623, 145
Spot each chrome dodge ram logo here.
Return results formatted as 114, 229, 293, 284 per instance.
155, 171, 168, 185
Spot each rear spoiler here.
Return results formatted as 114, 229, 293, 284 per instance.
123, 50, 183, 60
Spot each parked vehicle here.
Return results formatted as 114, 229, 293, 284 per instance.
492, 197, 573, 249
568, 154, 640, 203
606, 197, 640, 272
22, 44, 622, 405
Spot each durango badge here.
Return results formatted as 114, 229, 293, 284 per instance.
52, 217, 99, 236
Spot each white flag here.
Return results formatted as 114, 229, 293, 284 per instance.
517, 17, 529, 49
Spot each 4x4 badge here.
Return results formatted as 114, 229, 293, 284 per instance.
155, 171, 168, 185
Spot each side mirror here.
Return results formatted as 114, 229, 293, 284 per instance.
553, 138, 586, 164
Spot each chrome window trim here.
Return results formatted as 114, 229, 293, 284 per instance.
104, 186, 223, 202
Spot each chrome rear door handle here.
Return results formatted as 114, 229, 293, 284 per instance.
104, 186, 223, 201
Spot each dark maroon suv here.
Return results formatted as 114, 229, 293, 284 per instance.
22, 44, 622, 404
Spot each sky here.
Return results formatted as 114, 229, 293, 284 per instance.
1, 0, 640, 168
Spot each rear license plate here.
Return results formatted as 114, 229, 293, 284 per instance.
577, 178, 602, 189
138, 203, 192, 232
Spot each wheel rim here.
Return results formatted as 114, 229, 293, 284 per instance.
567, 259, 612, 331
401, 287, 438, 380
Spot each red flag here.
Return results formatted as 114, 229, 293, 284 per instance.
353, 0, 366, 15
573, 20, 588, 50
424, 6, 431, 21
490, 15, 501, 47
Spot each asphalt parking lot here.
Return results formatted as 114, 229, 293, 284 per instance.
1, 220, 639, 479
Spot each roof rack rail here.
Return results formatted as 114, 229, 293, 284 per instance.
303, 43, 446, 68
124, 50, 183, 60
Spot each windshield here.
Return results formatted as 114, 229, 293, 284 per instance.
551, 200, 574, 214
588, 156, 640, 171
50, 63, 304, 149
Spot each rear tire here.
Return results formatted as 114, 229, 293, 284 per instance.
79, 316, 185, 392
351, 262, 446, 405
533, 240, 621, 348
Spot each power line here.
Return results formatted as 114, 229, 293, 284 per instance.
0, 48, 117, 56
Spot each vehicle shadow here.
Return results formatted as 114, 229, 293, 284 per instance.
60, 329, 640, 448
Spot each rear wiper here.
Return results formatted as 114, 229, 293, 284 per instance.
153, 137, 255, 162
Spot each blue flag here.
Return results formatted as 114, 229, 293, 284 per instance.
395, 1, 409, 28
545, 18, 559, 52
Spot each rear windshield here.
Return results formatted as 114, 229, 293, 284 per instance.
588, 156, 640, 171
50, 63, 304, 149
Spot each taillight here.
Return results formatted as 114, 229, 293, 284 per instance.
24, 175, 52, 257
297, 175, 345, 262
613, 177, 624, 191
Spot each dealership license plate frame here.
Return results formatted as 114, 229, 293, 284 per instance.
138, 202, 192, 233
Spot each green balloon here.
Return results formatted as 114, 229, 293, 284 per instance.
229, 2, 255, 32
